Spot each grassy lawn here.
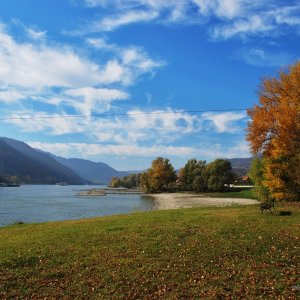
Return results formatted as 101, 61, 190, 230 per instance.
204, 187, 257, 199
0, 204, 299, 299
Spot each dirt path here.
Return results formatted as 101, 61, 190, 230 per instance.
145, 193, 259, 210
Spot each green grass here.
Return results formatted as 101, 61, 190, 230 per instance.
203, 187, 257, 199
0, 204, 299, 299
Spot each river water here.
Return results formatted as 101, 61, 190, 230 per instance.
0, 185, 154, 227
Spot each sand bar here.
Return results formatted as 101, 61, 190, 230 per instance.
77, 190, 106, 196
77, 188, 142, 196
144, 193, 259, 210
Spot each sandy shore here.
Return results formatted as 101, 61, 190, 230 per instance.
144, 193, 259, 210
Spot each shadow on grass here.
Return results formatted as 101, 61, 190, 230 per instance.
278, 211, 292, 216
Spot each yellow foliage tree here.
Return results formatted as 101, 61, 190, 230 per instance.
247, 62, 300, 201
140, 157, 176, 193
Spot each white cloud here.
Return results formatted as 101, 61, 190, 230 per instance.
6, 111, 87, 135
6, 108, 247, 150
0, 29, 102, 89
202, 111, 246, 133
27, 141, 197, 158
81, 0, 300, 40
79, 0, 194, 34
197, 140, 251, 159
126, 109, 198, 134
0, 24, 163, 91
95, 10, 159, 32
64, 87, 129, 114
86, 37, 114, 50
84, 0, 114, 7
0, 90, 26, 103
0, 22, 164, 124
26, 139, 250, 161
87, 38, 165, 83
11, 19, 47, 40
6, 108, 200, 141
239, 48, 296, 67
223, 140, 250, 158
85, 39, 165, 86
193, 0, 246, 19
212, 15, 274, 40
273, 5, 300, 26
25, 28, 46, 40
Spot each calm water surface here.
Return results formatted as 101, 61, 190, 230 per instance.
0, 185, 154, 227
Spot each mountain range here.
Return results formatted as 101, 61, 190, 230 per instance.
0, 137, 85, 184
228, 157, 253, 176
51, 155, 130, 184
0, 137, 253, 184
0, 137, 129, 184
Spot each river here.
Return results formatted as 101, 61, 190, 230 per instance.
0, 185, 154, 227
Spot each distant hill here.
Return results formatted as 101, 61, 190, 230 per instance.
0, 138, 86, 184
227, 157, 253, 176
51, 156, 130, 184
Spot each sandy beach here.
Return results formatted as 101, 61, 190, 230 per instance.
145, 193, 259, 210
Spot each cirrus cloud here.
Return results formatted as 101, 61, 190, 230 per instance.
26, 139, 251, 164
81, 0, 300, 41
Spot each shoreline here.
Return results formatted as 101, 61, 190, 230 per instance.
77, 188, 259, 209
144, 192, 259, 210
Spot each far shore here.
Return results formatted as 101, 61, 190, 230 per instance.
144, 192, 259, 210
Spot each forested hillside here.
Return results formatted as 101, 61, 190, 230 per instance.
0, 138, 86, 184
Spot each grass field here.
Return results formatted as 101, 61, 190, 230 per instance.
204, 187, 257, 199
1, 204, 299, 299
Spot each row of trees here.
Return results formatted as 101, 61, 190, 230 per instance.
178, 159, 234, 192
110, 157, 235, 193
247, 61, 300, 201
110, 174, 141, 189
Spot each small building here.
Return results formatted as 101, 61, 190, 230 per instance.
235, 175, 252, 185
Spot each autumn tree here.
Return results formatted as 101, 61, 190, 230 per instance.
140, 157, 176, 193
109, 176, 121, 188
247, 62, 300, 201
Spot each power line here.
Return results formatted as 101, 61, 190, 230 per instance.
0, 108, 247, 121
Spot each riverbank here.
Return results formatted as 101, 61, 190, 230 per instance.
145, 192, 259, 209
1, 205, 299, 299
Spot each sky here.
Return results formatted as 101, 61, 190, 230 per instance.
0, 0, 299, 170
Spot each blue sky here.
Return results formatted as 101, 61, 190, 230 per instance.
0, 0, 299, 170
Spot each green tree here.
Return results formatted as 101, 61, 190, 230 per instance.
109, 174, 141, 189
248, 157, 270, 201
248, 157, 264, 187
206, 159, 234, 192
193, 161, 208, 192
178, 159, 207, 192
